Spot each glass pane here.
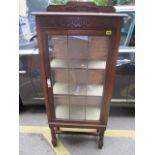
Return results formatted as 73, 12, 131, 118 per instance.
88, 70, 105, 85
68, 36, 89, 60
54, 96, 69, 119
70, 97, 85, 120
86, 36, 109, 120
86, 97, 102, 120
48, 35, 69, 119
89, 36, 109, 60
48, 34, 109, 121
68, 36, 88, 120
51, 35, 68, 59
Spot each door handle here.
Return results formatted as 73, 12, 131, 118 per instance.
19, 70, 27, 74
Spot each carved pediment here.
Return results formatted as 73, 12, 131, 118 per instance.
47, 2, 115, 13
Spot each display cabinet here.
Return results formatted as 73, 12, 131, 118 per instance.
33, 2, 126, 149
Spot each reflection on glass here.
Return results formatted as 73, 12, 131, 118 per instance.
70, 97, 85, 120
54, 96, 69, 119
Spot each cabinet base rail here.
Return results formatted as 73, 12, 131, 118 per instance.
49, 121, 106, 129
56, 130, 99, 136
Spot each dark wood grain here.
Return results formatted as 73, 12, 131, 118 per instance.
35, 17, 53, 122
37, 15, 122, 30
49, 122, 106, 129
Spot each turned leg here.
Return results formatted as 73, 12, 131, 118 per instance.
98, 129, 104, 149
51, 127, 57, 147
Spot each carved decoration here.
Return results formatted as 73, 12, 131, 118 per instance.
39, 16, 117, 30
65, 5, 98, 12
47, 2, 115, 13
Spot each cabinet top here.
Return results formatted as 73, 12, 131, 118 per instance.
32, 2, 127, 18
32, 12, 127, 17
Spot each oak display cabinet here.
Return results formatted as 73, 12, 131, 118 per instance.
33, 2, 126, 149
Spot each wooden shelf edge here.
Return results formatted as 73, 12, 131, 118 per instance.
53, 83, 103, 97
50, 59, 106, 70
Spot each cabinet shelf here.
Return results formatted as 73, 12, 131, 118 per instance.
55, 105, 100, 120
50, 59, 106, 70
53, 83, 103, 97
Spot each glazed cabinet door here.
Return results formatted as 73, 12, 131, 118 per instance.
47, 34, 110, 121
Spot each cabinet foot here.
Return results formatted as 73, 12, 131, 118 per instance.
98, 138, 103, 149
51, 128, 57, 147
98, 129, 104, 149
52, 139, 57, 147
